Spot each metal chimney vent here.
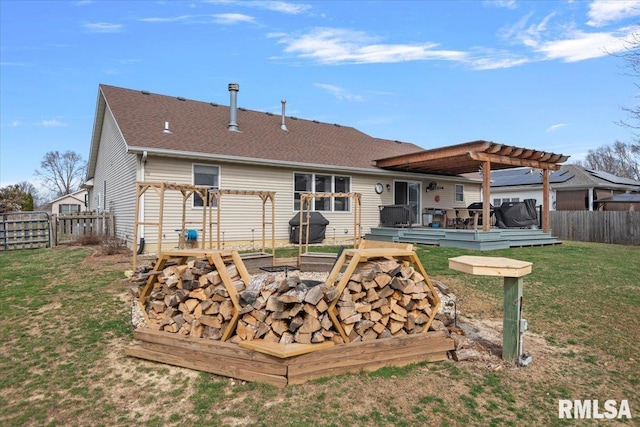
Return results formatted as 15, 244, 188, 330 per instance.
280, 100, 288, 131
228, 83, 240, 132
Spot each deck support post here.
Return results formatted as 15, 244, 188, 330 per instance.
502, 276, 523, 362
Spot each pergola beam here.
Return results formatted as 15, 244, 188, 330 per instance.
469, 152, 564, 171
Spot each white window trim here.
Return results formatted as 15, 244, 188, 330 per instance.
455, 184, 464, 202
192, 163, 221, 208
293, 171, 352, 212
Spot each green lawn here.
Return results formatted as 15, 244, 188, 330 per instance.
0, 241, 638, 426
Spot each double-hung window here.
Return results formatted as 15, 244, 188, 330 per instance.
455, 184, 464, 202
59, 204, 80, 214
193, 164, 219, 207
293, 173, 351, 211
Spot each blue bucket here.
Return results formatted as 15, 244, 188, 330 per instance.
186, 229, 198, 241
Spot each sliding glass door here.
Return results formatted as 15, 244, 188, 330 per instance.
394, 181, 421, 225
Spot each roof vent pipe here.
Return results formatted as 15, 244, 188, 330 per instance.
280, 100, 288, 131
227, 83, 240, 132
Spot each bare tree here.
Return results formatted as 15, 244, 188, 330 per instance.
579, 31, 640, 180
616, 31, 640, 142
575, 141, 640, 180
34, 150, 87, 198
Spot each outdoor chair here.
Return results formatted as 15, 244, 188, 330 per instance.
445, 209, 458, 228
457, 209, 471, 229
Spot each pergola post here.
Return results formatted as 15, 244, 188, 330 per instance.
483, 160, 491, 232
542, 168, 550, 233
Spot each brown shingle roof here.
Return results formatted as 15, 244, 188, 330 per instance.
99, 84, 424, 170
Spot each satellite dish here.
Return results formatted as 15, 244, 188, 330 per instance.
427, 181, 437, 191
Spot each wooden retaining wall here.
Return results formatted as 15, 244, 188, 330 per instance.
126, 328, 454, 388
550, 211, 640, 245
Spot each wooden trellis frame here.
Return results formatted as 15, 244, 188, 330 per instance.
297, 192, 362, 264
132, 182, 275, 270
206, 189, 276, 253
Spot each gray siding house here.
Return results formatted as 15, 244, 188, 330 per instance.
487, 164, 640, 211
86, 83, 481, 252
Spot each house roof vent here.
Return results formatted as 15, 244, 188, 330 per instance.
228, 83, 240, 132
280, 100, 288, 131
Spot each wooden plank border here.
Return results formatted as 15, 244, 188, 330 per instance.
126, 328, 454, 388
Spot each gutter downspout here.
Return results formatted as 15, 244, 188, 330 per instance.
139, 150, 147, 252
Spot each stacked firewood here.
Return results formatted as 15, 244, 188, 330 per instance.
334, 258, 437, 342
141, 257, 437, 345
233, 258, 437, 344
233, 275, 343, 344
143, 260, 245, 340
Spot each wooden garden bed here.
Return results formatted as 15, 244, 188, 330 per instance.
126, 328, 454, 388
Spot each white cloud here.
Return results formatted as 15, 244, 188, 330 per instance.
41, 119, 66, 127
272, 28, 467, 65
83, 22, 122, 33
484, 0, 517, 9
500, 12, 557, 48
139, 13, 256, 25
535, 28, 637, 62
211, 13, 256, 25
468, 55, 530, 70
500, 10, 639, 63
139, 15, 193, 23
314, 83, 363, 102
587, 0, 640, 27
547, 123, 570, 133
205, 0, 311, 15
260, 1, 312, 14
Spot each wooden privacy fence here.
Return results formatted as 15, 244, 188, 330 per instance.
52, 212, 115, 245
0, 211, 51, 251
550, 211, 640, 245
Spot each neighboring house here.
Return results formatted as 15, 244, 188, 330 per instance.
50, 189, 88, 214
594, 192, 640, 211
486, 164, 640, 211
86, 83, 482, 252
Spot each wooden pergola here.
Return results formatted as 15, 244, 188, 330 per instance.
374, 140, 569, 233
132, 182, 275, 270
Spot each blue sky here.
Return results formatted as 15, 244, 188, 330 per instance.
1, 0, 639, 193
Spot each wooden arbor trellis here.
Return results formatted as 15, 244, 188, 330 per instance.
297, 192, 362, 263
132, 182, 275, 269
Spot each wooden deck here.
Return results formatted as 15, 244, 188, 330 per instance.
365, 227, 562, 250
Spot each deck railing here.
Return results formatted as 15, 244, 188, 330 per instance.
379, 204, 416, 228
